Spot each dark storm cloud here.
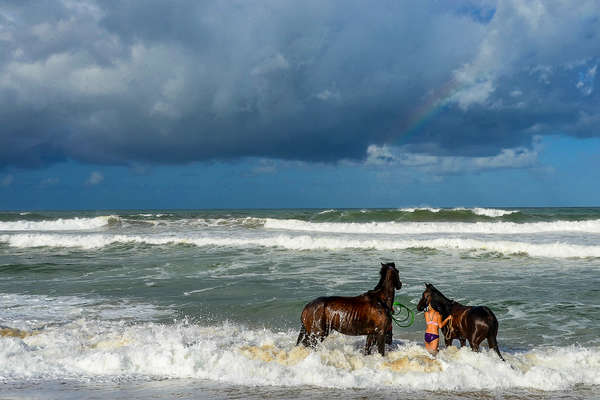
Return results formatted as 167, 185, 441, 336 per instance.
1, 0, 599, 169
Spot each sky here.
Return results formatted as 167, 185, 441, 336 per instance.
1, 0, 599, 209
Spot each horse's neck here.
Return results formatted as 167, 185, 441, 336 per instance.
374, 280, 395, 307
450, 301, 468, 313
434, 297, 456, 318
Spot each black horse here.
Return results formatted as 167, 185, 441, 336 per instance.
296, 262, 402, 356
417, 283, 504, 361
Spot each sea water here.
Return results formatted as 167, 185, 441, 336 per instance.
0, 208, 599, 399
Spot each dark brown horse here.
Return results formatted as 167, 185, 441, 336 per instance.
296, 262, 402, 356
416, 283, 504, 361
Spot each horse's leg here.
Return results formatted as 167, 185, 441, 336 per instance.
311, 333, 323, 348
468, 334, 482, 352
296, 324, 307, 346
468, 338, 480, 352
365, 334, 375, 355
385, 324, 393, 345
303, 333, 314, 348
444, 336, 453, 348
469, 321, 489, 352
302, 327, 321, 348
319, 323, 330, 343
376, 333, 386, 356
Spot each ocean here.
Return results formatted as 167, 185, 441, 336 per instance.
1, 208, 599, 399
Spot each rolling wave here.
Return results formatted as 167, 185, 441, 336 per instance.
3, 208, 600, 232
5, 214, 600, 235
399, 207, 517, 217
0, 216, 120, 231
1, 320, 598, 391
264, 218, 600, 234
307, 208, 522, 223
2, 233, 600, 258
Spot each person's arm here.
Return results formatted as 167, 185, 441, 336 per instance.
439, 315, 452, 328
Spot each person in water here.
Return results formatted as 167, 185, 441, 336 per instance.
424, 303, 452, 355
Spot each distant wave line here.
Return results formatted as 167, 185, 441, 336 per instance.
263, 218, 600, 234
2, 233, 600, 258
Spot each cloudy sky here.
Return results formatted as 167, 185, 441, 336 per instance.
1, 0, 599, 209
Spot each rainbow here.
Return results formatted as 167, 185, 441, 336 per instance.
397, 76, 464, 141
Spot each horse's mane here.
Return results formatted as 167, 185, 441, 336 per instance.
428, 284, 454, 317
367, 263, 394, 294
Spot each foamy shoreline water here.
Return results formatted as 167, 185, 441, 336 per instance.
1, 319, 598, 392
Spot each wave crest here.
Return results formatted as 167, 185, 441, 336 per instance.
0, 216, 119, 231
264, 218, 600, 234
2, 233, 600, 258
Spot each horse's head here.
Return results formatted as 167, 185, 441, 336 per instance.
416, 283, 434, 312
380, 262, 402, 290
417, 283, 452, 315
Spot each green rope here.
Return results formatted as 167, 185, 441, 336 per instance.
391, 301, 415, 328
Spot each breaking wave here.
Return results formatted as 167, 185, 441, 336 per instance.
399, 207, 517, 218
264, 218, 600, 234
0, 320, 598, 391
0, 216, 120, 231
306, 208, 523, 222
2, 233, 600, 258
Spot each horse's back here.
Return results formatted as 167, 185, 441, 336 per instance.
463, 306, 499, 340
469, 306, 498, 324
302, 295, 369, 311
300, 294, 382, 335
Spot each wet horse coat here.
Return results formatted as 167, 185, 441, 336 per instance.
417, 283, 504, 361
296, 262, 402, 356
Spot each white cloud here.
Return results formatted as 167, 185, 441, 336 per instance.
365, 145, 395, 165
365, 138, 541, 174
530, 65, 553, 84
250, 53, 289, 76
450, 79, 495, 110
576, 64, 597, 96
449, 0, 600, 109
86, 171, 103, 185
315, 89, 341, 101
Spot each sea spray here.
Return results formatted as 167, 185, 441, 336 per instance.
1, 320, 599, 391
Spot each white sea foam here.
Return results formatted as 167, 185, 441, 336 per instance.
0, 216, 118, 231
0, 293, 171, 330
318, 209, 337, 214
399, 207, 442, 213
263, 218, 600, 234
398, 207, 517, 217
469, 207, 518, 217
2, 232, 600, 258
0, 320, 598, 391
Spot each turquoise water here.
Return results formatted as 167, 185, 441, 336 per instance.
1, 208, 599, 398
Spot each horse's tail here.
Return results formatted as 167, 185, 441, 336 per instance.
296, 323, 307, 346
487, 312, 505, 361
